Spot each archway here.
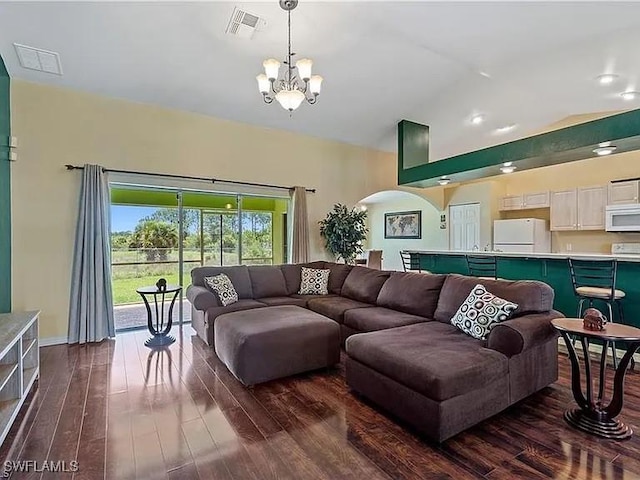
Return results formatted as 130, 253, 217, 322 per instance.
356, 190, 446, 271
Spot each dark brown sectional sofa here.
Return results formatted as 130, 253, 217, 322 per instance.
186, 261, 562, 442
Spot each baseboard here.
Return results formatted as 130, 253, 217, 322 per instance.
39, 335, 68, 347
557, 337, 640, 363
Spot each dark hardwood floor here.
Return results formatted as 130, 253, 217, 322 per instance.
2, 327, 640, 479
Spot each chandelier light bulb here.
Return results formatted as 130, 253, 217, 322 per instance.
309, 75, 323, 94
275, 89, 306, 112
263, 59, 281, 81
295, 58, 313, 81
256, 74, 270, 94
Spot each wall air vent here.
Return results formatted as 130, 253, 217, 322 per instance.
226, 7, 263, 39
13, 43, 63, 75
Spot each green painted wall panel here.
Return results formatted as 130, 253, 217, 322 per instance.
111, 187, 283, 212
0, 55, 10, 313
397, 120, 430, 180
418, 254, 640, 328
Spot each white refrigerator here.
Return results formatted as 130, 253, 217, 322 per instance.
493, 218, 551, 253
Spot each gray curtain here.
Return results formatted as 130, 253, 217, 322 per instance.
290, 186, 310, 263
68, 164, 115, 344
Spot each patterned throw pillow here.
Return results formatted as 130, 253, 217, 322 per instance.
298, 267, 330, 295
450, 284, 518, 340
204, 273, 238, 306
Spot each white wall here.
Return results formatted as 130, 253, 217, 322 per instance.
365, 194, 446, 271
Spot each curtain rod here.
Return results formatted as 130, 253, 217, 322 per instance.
64, 165, 316, 193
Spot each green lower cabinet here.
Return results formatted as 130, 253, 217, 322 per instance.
417, 254, 640, 328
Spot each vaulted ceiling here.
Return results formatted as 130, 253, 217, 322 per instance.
1, 1, 639, 159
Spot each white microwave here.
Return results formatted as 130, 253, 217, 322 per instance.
606, 204, 640, 232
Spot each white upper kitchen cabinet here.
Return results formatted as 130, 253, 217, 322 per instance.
550, 189, 578, 231
608, 180, 639, 205
550, 186, 606, 231
577, 186, 606, 230
499, 191, 549, 211
523, 191, 550, 209
499, 195, 524, 211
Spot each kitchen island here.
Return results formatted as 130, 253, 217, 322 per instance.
407, 250, 640, 328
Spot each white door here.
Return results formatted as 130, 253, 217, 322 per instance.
449, 203, 481, 251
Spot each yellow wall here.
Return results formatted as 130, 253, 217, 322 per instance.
497, 150, 640, 253
10, 80, 396, 342
432, 149, 640, 254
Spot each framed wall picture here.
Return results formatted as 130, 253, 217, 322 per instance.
384, 210, 422, 239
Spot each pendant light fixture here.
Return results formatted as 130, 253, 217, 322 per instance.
256, 0, 323, 112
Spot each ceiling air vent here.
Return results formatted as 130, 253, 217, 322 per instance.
226, 7, 263, 39
14, 43, 63, 75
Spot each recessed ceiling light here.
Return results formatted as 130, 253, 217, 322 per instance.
495, 124, 517, 134
593, 145, 617, 156
500, 166, 516, 174
621, 91, 639, 101
438, 176, 451, 186
596, 73, 619, 85
470, 114, 485, 125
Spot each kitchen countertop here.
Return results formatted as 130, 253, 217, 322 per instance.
405, 250, 640, 263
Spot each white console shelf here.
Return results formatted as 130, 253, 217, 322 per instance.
0, 311, 39, 446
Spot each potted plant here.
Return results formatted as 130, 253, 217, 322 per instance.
319, 204, 368, 264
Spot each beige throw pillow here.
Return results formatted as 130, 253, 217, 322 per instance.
298, 267, 330, 295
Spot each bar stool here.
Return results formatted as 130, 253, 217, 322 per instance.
400, 251, 422, 272
466, 255, 499, 280
568, 258, 626, 368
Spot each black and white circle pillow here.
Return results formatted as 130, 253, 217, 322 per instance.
204, 273, 239, 306
450, 284, 518, 340
298, 267, 330, 295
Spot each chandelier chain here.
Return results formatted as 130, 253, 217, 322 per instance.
287, 8, 292, 86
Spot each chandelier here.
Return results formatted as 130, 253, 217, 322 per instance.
256, 0, 323, 112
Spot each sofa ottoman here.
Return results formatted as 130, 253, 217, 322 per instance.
214, 305, 341, 386
346, 322, 510, 442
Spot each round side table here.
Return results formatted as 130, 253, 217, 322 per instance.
136, 285, 182, 348
552, 318, 640, 440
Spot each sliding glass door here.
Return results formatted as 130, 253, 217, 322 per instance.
110, 186, 185, 330
109, 187, 289, 331
202, 211, 240, 266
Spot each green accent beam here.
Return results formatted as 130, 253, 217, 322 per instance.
398, 109, 640, 187
0, 55, 10, 313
